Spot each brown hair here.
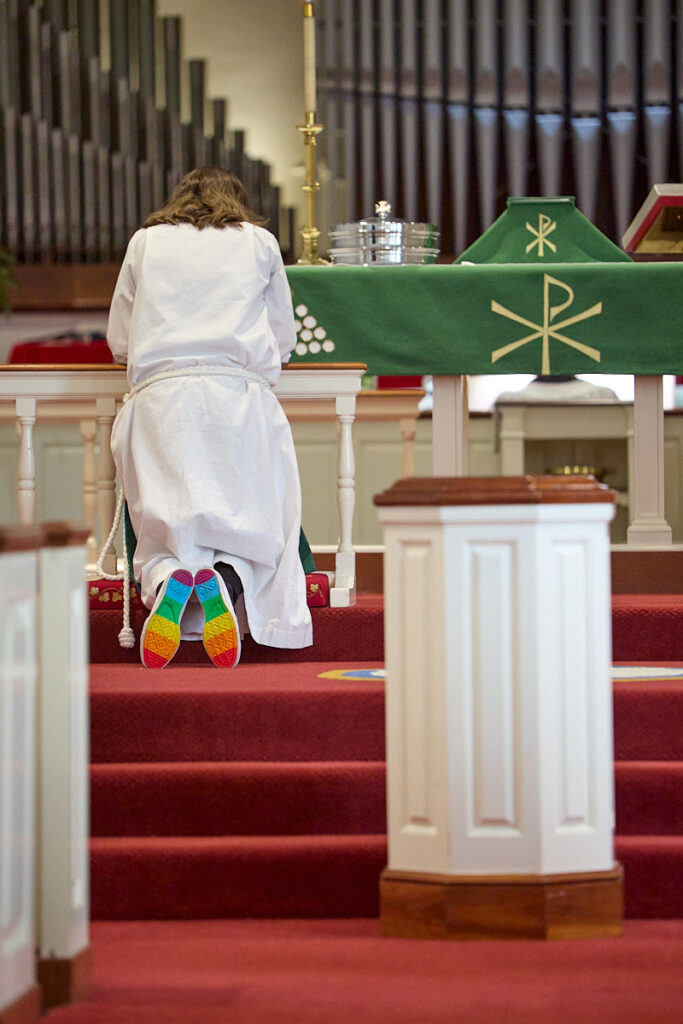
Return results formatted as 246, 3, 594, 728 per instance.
143, 166, 267, 230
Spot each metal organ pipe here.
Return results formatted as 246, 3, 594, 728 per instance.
378, 0, 398, 216
422, 0, 444, 232
339, 0, 357, 221
502, 0, 530, 199
359, 0, 375, 220
473, 0, 498, 230
643, 0, 671, 185
447, 0, 469, 256
400, 0, 419, 223
569, 0, 601, 223
535, 0, 564, 197
606, 0, 637, 238
0, 0, 290, 264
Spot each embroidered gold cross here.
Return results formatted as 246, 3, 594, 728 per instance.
526, 213, 557, 256
491, 274, 602, 376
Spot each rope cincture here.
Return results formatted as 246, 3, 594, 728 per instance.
122, 362, 272, 404
95, 364, 270, 648
95, 487, 135, 648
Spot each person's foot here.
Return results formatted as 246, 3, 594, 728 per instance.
194, 567, 242, 668
140, 568, 194, 668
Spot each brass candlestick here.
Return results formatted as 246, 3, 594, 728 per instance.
297, 111, 328, 264
297, 2, 328, 264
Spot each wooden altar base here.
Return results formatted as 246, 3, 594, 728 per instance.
380, 865, 624, 941
37, 946, 92, 1010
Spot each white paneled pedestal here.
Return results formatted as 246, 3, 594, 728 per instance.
375, 476, 624, 940
0, 527, 43, 1024
36, 524, 91, 1009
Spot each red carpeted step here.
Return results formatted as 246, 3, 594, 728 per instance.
89, 663, 386, 764
90, 834, 387, 920
612, 595, 683, 661
91, 594, 683, 664
613, 678, 683, 760
90, 596, 385, 664
616, 836, 683, 918
87, 661, 683, 921
90, 761, 387, 837
615, 762, 683, 835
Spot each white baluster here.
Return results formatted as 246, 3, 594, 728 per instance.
331, 393, 356, 607
16, 396, 37, 524
79, 418, 98, 567
399, 416, 417, 478
96, 397, 118, 574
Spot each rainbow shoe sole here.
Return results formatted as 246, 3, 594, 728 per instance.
194, 567, 241, 668
140, 568, 194, 669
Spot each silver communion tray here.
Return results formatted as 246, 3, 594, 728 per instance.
328, 201, 440, 265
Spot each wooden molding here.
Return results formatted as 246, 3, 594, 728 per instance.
36, 946, 92, 1011
42, 521, 92, 548
315, 549, 384, 593
374, 474, 615, 507
11, 264, 121, 311
611, 548, 683, 593
0, 524, 45, 553
0, 986, 41, 1024
317, 548, 683, 594
380, 865, 624, 941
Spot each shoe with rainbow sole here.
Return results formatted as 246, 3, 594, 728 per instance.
140, 568, 194, 669
194, 567, 241, 668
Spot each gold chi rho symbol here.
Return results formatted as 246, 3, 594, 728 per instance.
491, 274, 602, 376
526, 213, 557, 256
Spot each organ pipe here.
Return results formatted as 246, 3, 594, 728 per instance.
473, 0, 499, 228
0, 0, 291, 264
400, 0, 419, 221
503, 0, 530, 197
3, 3, 683, 265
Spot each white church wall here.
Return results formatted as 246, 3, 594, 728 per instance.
154, 0, 306, 227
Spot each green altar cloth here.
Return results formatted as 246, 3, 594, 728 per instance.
286, 262, 683, 377
286, 196, 683, 378
455, 196, 632, 265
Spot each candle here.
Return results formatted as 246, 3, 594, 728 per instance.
303, 1, 316, 114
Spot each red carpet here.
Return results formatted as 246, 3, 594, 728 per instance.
88, 658, 683, 921
91, 592, 682, 663
42, 919, 683, 1024
612, 594, 683, 661
89, 594, 385, 664
56, 594, 683, 1022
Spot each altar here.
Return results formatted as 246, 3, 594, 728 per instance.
286, 197, 683, 544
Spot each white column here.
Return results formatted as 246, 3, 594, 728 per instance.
432, 375, 469, 476
35, 524, 91, 1008
0, 527, 42, 1024
497, 404, 527, 475
331, 393, 356, 607
376, 476, 623, 940
627, 375, 672, 544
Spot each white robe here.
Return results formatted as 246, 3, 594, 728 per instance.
107, 222, 312, 649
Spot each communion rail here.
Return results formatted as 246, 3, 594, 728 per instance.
0, 363, 383, 607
